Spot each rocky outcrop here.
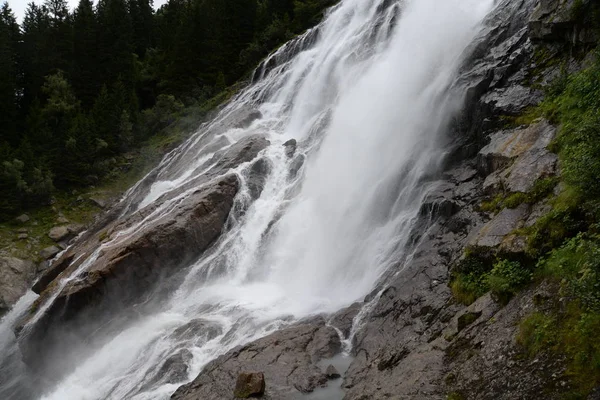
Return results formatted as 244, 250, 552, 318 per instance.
171, 319, 341, 400
479, 120, 558, 194
529, 0, 598, 44
19, 175, 240, 372
13, 126, 271, 382
0, 258, 35, 315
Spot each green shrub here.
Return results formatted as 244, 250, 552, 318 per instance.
519, 307, 600, 396
486, 259, 532, 303
451, 255, 531, 305
539, 234, 600, 313
518, 312, 558, 356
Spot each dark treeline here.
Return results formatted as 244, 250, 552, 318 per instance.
0, 0, 336, 219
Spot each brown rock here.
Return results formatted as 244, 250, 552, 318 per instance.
39, 246, 61, 260
20, 175, 240, 373
233, 372, 265, 398
48, 226, 70, 242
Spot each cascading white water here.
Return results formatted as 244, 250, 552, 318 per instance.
0, 0, 495, 398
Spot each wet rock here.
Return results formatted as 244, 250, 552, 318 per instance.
171, 320, 340, 400
325, 364, 341, 379
234, 110, 262, 129
283, 139, 297, 158
211, 135, 270, 176
157, 349, 193, 384
246, 158, 272, 200
289, 154, 305, 179
233, 372, 265, 398
0, 257, 36, 314
420, 184, 460, 220
48, 226, 70, 242
171, 319, 223, 344
15, 214, 30, 223
329, 302, 362, 339
39, 246, 61, 260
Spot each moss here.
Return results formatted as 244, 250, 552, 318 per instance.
447, 392, 465, 400
524, 185, 585, 258
480, 177, 558, 215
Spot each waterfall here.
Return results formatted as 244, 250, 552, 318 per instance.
0, 0, 494, 398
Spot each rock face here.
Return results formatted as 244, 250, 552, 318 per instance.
529, 0, 598, 44
171, 320, 341, 400
0, 258, 35, 315
478, 120, 558, 194
170, 1, 585, 399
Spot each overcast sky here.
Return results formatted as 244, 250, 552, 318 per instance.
7, 0, 168, 22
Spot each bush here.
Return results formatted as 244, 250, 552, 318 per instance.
451, 253, 531, 305
486, 259, 532, 303
539, 234, 600, 312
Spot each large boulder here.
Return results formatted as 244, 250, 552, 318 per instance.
19, 175, 240, 373
0, 257, 36, 315
48, 226, 70, 242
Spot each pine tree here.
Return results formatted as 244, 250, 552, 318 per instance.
129, 0, 154, 57
44, 0, 74, 77
21, 3, 52, 112
73, 0, 99, 107
0, 2, 20, 146
97, 0, 135, 88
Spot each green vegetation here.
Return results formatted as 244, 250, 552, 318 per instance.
0, 0, 337, 220
518, 235, 600, 397
451, 252, 532, 306
480, 177, 558, 214
447, 392, 465, 400
512, 32, 600, 397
